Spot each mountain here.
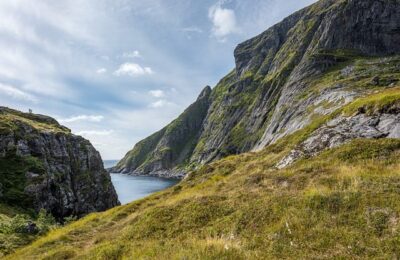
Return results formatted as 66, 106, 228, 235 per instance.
0, 107, 119, 219
113, 86, 212, 178
114, 0, 400, 177
6, 0, 400, 259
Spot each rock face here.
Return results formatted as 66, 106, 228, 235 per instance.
0, 107, 119, 219
115, 0, 400, 177
277, 102, 400, 169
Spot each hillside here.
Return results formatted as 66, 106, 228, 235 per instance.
114, 0, 400, 177
7, 87, 400, 259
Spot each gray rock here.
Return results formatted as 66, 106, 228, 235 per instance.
371, 76, 380, 86
0, 107, 119, 219
341, 66, 354, 77
24, 221, 38, 234
277, 106, 400, 168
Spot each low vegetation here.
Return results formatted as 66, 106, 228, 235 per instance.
343, 87, 400, 115
0, 107, 70, 135
0, 207, 59, 257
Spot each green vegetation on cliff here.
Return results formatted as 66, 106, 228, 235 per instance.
0, 155, 44, 208
0, 107, 71, 135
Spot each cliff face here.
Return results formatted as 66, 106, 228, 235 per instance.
114, 86, 212, 177
115, 0, 400, 177
0, 107, 119, 219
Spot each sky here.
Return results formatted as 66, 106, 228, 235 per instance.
0, 0, 317, 160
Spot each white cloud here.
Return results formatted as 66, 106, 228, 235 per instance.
114, 63, 153, 77
0, 83, 37, 103
149, 89, 165, 98
59, 115, 104, 123
209, 1, 239, 41
181, 27, 203, 33
149, 99, 174, 108
76, 130, 113, 136
96, 68, 107, 74
123, 50, 141, 58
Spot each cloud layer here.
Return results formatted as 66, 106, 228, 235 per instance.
58, 115, 104, 123
0, 83, 37, 103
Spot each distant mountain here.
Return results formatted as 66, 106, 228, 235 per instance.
114, 0, 400, 177
103, 160, 119, 169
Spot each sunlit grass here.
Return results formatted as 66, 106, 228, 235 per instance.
7, 134, 400, 259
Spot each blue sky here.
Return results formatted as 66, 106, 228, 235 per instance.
0, 0, 316, 159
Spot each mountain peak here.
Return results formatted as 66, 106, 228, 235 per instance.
197, 85, 212, 100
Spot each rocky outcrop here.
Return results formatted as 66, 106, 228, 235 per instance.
0, 107, 119, 220
277, 102, 400, 169
116, 0, 400, 177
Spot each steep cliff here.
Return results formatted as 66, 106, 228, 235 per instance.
0, 107, 119, 219
113, 86, 212, 177
115, 0, 400, 177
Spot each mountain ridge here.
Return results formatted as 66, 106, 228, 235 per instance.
114, 0, 400, 177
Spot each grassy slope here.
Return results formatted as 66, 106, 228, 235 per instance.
7, 86, 400, 259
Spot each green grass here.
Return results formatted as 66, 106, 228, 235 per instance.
343, 87, 400, 115
0, 107, 70, 134
7, 125, 400, 259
